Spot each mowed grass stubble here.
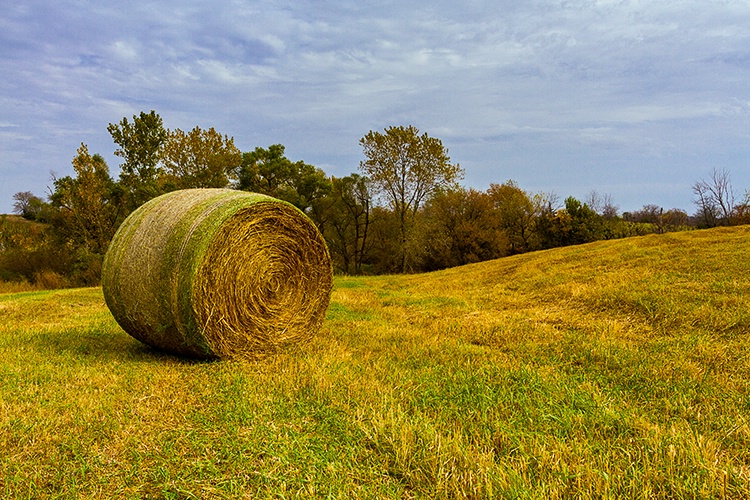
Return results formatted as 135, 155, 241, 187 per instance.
1, 226, 749, 498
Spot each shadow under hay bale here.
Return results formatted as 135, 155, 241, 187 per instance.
102, 188, 333, 359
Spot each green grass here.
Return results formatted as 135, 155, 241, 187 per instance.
1, 226, 749, 498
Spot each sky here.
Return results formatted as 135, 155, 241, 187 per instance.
2, 0, 750, 215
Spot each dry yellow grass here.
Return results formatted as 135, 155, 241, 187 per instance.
1, 226, 749, 498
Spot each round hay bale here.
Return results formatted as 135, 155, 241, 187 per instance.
102, 188, 333, 359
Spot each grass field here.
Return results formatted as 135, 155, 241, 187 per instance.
1, 226, 749, 499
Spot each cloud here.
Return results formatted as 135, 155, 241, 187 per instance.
1, 0, 750, 213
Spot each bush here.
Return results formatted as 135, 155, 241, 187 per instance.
32, 271, 71, 290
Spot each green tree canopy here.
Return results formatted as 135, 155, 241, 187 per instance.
107, 110, 167, 209
235, 144, 331, 215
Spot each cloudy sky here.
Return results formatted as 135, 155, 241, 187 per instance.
2, 0, 749, 214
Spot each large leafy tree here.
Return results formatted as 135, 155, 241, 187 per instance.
161, 126, 241, 189
49, 143, 122, 255
487, 181, 540, 254
236, 144, 294, 195
107, 110, 167, 210
235, 144, 331, 216
359, 125, 463, 272
422, 187, 508, 271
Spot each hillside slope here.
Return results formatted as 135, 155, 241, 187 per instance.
361, 225, 750, 346
1, 227, 749, 498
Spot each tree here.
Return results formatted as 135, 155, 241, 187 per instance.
161, 126, 241, 189
537, 197, 602, 248
235, 144, 331, 216
323, 174, 372, 274
663, 208, 689, 230
733, 191, 750, 225
365, 206, 403, 274
626, 204, 666, 233
107, 110, 168, 210
293, 162, 334, 217
48, 144, 122, 255
422, 187, 508, 270
564, 197, 604, 245
12, 191, 47, 221
0, 214, 74, 286
487, 181, 539, 253
692, 168, 735, 227
236, 144, 295, 195
359, 125, 463, 272
586, 190, 619, 219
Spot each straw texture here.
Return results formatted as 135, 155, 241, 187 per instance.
102, 188, 333, 359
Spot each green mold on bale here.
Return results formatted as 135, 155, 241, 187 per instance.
101, 188, 334, 359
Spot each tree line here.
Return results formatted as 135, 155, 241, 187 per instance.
3, 110, 750, 289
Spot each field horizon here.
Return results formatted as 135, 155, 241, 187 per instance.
1, 226, 749, 498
